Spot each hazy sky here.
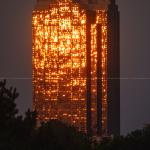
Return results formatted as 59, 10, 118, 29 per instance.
0, 0, 150, 135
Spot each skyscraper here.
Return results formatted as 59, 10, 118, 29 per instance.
32, 0, 120, 136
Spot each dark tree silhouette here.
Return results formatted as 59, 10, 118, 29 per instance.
2, 79, 150, 150
0, 80, 19, 124
0, 80, 91, 150
31, 120, 91, 150
0, 80, 19, 149
95, 125, 150, 150
0, 80, 36, 150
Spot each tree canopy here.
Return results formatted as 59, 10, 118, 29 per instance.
0, 80, 91, 150
0, 79, 150, 150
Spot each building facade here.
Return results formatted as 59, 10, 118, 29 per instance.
32, 0, 120, 136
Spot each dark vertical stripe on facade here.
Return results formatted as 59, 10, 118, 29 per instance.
96, 24, 102, 135
86, 11, 92, 136
107, 0, 120, 136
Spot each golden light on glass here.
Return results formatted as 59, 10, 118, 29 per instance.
32, 0, 108, 134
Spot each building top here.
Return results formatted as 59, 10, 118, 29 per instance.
34, 0, 112, 11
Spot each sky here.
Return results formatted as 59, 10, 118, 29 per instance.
0, 0, 150, 135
